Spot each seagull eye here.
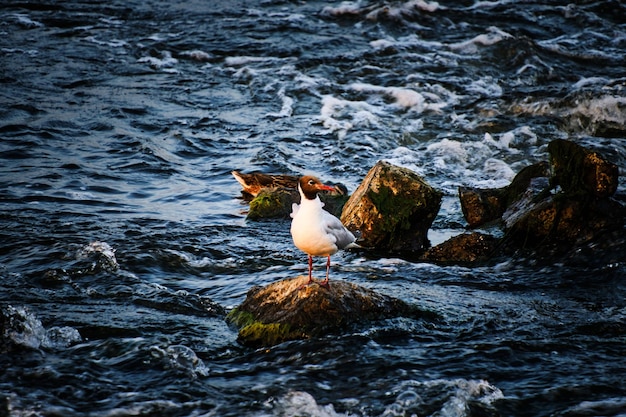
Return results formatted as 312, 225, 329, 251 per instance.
308, 179, 315, 185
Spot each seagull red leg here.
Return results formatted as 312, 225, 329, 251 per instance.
307, 255, 314, 284
297, 255, 315, 290
319, 255, 331, 289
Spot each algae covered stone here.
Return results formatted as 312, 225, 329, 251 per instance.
227, 276, 422, 347
340, 161, 442, 254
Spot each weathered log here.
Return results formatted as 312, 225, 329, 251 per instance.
340, 161, 442, 253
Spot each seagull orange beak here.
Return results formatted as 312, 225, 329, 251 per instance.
317, 184, 336, 192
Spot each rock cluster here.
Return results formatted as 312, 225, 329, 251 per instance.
230, 139, 623, 347
459, 139, 623, 252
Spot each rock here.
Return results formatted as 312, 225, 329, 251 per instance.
247, 187, 298, 220
455, 139, 624, 259
246, 187, 349, 220
501, 140, 624, 249
548, 139, 619, 198
458, 187, 506, 228
421, 232, 500, 264
503, 193, 625, 247
459, 162, 551, 228
227, 276, 421, 347
340, 161, 442, 253
501, 177, 551, 230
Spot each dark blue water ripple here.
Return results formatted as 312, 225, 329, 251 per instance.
1, 0, 625, 415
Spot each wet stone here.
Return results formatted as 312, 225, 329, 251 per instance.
341, 161, 442, 254
459, 162, 551, 228
246, 187, 349, 220
503, 194, 626, 248
247, 188, 298, 220
227, 276, 422, 347
421, 232, 500, 264
458, 187, 506, 228
548, 139, 619, 198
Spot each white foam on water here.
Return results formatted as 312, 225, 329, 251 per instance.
383, 132, 525, 192
382, 378, 503, 417
179, 49, 213, 62
266, 87, 294, 119
264, 391, 347, 417
568, 95, 626, 126
370, 33, 445, 53
318, 82, 452, 138
319, 95, 381, 139
225, 56, 291, 67
3, 306, 82, 350
13, 13, 44, 28
563, 397, 626, 416
469, 0, 517, 9
78, 241, 119, 269
137, 50, 178, 70
150, 344, 210, 378
84, 36, 128, 48
449, 26, 513, 53
466, 76, 502, 98
320, 2, 366, 18
572, 76, 610, 90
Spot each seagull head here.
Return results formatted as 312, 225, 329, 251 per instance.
298, 176, 335, 200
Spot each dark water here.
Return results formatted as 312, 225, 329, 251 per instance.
1, 1, 626, 415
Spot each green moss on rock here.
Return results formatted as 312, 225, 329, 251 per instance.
227, 276, 429, 347
246, 188, 295, 220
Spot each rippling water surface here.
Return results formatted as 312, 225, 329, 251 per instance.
1, 1, 626, 416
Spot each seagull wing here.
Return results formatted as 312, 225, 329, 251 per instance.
322, 211, 356, 250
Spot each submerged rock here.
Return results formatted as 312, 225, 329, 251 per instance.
227, 276, 420, 347
341, 161, 442, 253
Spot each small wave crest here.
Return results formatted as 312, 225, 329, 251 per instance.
0, 305, 82, 351
263, 378, 502, 417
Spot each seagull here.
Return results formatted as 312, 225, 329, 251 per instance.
290, 175, 358, 288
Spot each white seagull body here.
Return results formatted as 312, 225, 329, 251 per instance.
290, 176, 357, 288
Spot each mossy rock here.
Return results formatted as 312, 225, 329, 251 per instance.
227, 276, 427, 347
341, 161, 442, 253
246, 188, 297, 220
246, 188, 349, 220
421, 232, 500, 264
459, 161, 551, 228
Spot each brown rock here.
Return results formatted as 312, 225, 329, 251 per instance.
226, 276, 421, 347
458, 187, 506, 228
548, 139, 619, 198
340, 161, 442, 253
421, 232, 499, 264
504, 195, 625, 247
459, 162, 551, 228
